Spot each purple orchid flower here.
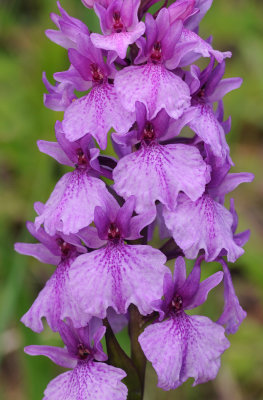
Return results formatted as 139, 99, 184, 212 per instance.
115, 7, 193, 119
42, 72, 76, 112
168, 1, 231, 66
25, 319, 127, 399
217, 258, 247, 334
15, 204, 89, 332
181, 58, 243, 158
162, 147, 254, 262
46, 1, 90, 50
90, 0, 145, 59
139, 256, 229, 390
112, 102, 210, 213
58, 35, 134, 149
68, 196, 169, 318
34, 121, 114, 235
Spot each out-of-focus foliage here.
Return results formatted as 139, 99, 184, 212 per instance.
0, 0, 262, 399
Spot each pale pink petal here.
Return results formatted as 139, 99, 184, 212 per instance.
180, 29, 232, 64
189, 104, 229, 158
21, 260, 90, 333
14, 243, 59, 265
163, 194, 244, 262
114, 63, 190, 120
217, 259, 247, 334
113, 143, 208, 213
90, 22, 145, 59
37, 140, 74, 166
69, 243, 168, 317
35, 170, 113, 235
24, 345, 76, 369
63, 83, 134, 149
44, 361, 127, 400
139, 313, 230, 390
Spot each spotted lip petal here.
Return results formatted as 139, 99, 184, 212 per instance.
62, 83, 134, 149
113, 142, 209, 214
139, 312, 230, 390
114, 63, 190, 120
43, 361, 127, 400
69, 242, 169, 318
21, 259, 90, 333
35, 170, 113, 235
163, 193, 244, 263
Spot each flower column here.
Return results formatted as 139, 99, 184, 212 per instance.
16, 1, 253, 399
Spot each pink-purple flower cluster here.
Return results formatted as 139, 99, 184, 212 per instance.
16, 0, 254, 398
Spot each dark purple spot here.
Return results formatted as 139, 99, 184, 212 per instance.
90, 63, 104, 84
171, 294, 183, 312
77, 343, 91, 360
113, 11, 124, 33
142, 122, 155, 143
56, 238, 73, 258
76, 148, 88, 168
150, 42, 162, 62
108, 223, 121, 240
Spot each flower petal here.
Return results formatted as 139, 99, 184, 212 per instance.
35, 170, 112, 235
180, 29, 232, 64
189, 104, 229, 158
113, 143, 208, 213
163, 194, 244, 262
62, 83, 134, 149
69, 243, 168, 317
43, 361, 127, 400
208, 78, 243, 103
21, 260, 90, 332
139, 312, 229, 390
37, 140, 74, 166
91, 22, 145, 59
114, 63, 190, 120
217, 259, 247, 334
14, 243, 60, 265
24, 345, 76, 369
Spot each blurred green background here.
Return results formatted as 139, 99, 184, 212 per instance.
0, 0, 263, 399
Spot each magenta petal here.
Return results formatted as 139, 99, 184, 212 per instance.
21, 260, 90, 332
77, 226, 106, 249
24, 345, 76, 369
90, 22, 145, 59
14, 243, 60, 265
163, 194, 244, 262
180, 29, 232, 63
139, 312, 230, 390
189, 104, 229, 158
37, 140, 74, 166
115, 64, 190, 119
69, 243, 168, 317
127, 207, 156, 240
113, 143, 208, 213
209, 172, 254, 199
43, 361, 127, 400
187, 271, 223, 309
208, 77, 243, 103
217, 259, 247, 334
62, 84, 134, 149
35, 171, 112, 235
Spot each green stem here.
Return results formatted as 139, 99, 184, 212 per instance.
129, 305, 147, 397
104, 319, 143, 400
